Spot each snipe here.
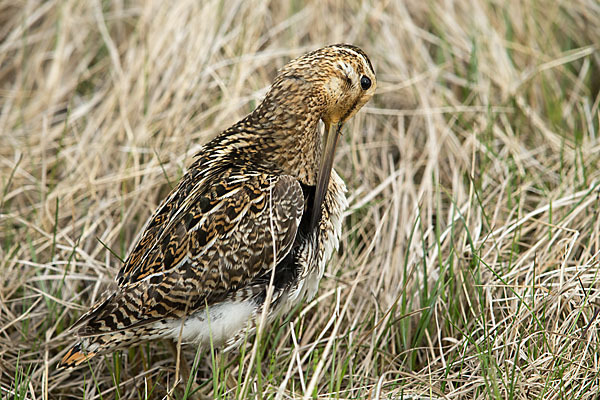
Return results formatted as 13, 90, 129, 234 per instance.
60, 44, 376, 368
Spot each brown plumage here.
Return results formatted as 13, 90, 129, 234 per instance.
59, 44, 376, 368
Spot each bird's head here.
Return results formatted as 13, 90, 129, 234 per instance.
274, 44, 377, 127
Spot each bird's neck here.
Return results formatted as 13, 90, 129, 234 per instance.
261, 118, 322, 186
240, 88, 326, 186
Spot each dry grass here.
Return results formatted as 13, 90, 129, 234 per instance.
1, 0, 600, 399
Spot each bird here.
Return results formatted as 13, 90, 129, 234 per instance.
59, 44, 376, 369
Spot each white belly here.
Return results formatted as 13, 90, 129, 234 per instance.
163, 301, 255, 345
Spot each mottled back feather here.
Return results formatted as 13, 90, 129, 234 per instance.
74, 166, 303, 336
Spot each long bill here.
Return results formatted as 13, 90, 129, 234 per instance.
309, 121, 342, 232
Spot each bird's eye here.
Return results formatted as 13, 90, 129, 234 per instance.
360, 76, 371, 90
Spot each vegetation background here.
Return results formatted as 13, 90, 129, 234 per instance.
1, 0, 599, 399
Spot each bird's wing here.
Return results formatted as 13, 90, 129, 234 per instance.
76, 170, 304, 335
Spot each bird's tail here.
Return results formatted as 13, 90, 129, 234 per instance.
58, 335, 111, 369
58, 291, 165, 369
58, 295, 121, 369
59, 340, 97, 369
58, 330, 148, 369
58, 324, 166, 369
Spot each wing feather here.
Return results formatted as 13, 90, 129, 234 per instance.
76, 171, 304, 336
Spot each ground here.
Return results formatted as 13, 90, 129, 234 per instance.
1, 0, 599, 399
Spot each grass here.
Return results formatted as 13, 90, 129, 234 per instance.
1, 0, 599, 398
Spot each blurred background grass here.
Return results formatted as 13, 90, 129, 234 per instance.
1, 0, 599, 399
